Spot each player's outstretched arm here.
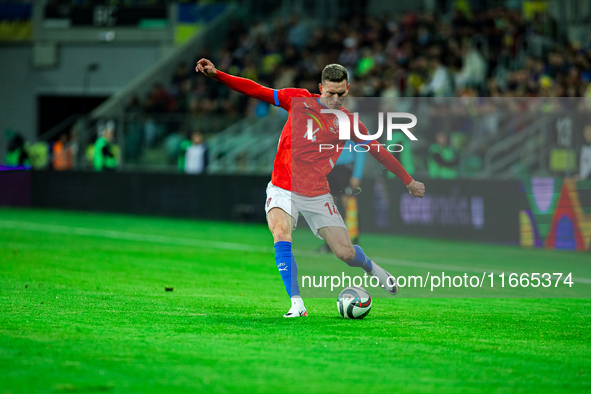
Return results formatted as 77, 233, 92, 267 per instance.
195, 58, 276, 105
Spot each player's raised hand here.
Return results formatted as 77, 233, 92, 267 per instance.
196, 58, 217, 78
407, 179, 425, 198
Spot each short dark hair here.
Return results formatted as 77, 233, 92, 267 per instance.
321, 64, 349, 84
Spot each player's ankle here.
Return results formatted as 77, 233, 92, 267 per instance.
369, 261, 379, 275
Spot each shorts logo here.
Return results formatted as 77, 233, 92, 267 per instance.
267, 198, 272, 207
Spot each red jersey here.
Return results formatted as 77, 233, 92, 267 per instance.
214, 71, 413, 197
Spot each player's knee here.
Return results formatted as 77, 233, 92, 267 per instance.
333, 244, 356, 264
271, 223, 292, 243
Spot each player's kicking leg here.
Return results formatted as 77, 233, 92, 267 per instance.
266, 206, 307, 318
318, 226, 398, 295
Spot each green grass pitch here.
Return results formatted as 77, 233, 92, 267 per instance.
0, 208, 590, 393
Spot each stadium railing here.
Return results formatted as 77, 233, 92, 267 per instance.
481, 115, 548, 178
207, 110, 287, 175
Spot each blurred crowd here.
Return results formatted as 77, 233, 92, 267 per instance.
126, 7, 591, 121
44, 0, 207, 6
107, 5, 591, 179
5, 4, 591, 179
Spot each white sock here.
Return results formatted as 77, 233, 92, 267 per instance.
291, 296, 304, 307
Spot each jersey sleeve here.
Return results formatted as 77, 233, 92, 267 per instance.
214, 71, 311, 110
352, 122, 413, 186
214, 71, 276, 105
276, 88, 312, 110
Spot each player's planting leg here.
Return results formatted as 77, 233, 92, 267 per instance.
274, 241, 307, 317
267, 207, 307, 318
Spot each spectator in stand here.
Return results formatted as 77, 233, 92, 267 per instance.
456, 41, 487, 92
52, 133, 73, 171
5, 132, 30, 167
94, 121, 117, 172
176, 129, 191, 173
423, 53, 455, 97
182, 130, 209, 175
428, 131, 459, 179
578, 124, 591, 180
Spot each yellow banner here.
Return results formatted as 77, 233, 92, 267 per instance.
0, 21, 32, 41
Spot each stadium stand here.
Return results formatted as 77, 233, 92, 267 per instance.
3, 0, 590, 178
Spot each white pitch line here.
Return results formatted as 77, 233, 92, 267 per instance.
0, 220, 269, 253
1, 220, 590, 285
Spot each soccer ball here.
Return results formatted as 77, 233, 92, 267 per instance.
337, 286, 372, 319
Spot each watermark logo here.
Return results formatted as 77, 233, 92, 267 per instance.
307, 110, 418, 141
304, 124, 319, 142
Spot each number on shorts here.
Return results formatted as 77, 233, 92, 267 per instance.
324, 202, 339, 216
